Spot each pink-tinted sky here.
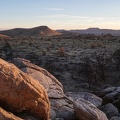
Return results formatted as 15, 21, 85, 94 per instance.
0, 0, 120, 30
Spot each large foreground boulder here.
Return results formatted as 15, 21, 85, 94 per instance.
12, 58, 75, 120
0, 59, 50, 120
0, 107, 23, 120
73, 98, 108, 120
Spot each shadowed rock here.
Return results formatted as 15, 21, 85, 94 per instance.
66, 92, 102, 107
101, 103, 119, 119
73, 98, 108, 120
101, 86, 120, 104
110, 116, 120, 120
0, 107, 23, 120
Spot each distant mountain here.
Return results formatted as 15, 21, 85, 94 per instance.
0, 26, 61, 37
69, 28, 120, 35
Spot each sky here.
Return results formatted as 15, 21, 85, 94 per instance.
0, 0, 120, 30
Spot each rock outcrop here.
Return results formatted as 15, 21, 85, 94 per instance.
11, 58, 75, 120
0, 59, 50, 120
11, 58, 64, 98
73, 98, 108, 120
0, 107, 23, 120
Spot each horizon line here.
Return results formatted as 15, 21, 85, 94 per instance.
1, 25, 120, 31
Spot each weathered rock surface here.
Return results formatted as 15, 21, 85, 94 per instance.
0, 107, 23, 120
110, 116, 120, 120
101, 86, 120, 111
102, 87, 120, 101
11, 58, 64, 98
66, 92, 102, 107
101, 103, 119, 119
73, 98, 108, 120
0, 59, 50, 120
101, 87, 116, 97
50, 98, 75, 119
11, 58, 75, 119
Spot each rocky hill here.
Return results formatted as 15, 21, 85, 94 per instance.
0, 26, 61, 37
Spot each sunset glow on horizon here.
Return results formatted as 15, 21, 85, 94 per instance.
0, 0, 120, 30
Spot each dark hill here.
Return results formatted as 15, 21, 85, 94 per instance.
0, 28, 27, 37
21, 26, 61, 37
0, 26, 61, 37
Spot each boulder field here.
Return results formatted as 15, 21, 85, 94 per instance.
0, 58, 119, 120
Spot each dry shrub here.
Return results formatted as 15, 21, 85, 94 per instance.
90, 43, 97, 49
58, 47, 65, 56
90, 43, 103, 49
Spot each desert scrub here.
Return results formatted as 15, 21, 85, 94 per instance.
58, 47, 65, 57
90, 43, 97, 49
42, 48, 47, 56
113, 48, 120, 70
90, 42, 103, 49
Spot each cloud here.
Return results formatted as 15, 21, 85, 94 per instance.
11, 14, 120, 30
42, 8, 64, 11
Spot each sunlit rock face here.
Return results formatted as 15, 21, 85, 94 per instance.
0, 59, 50, 120
12, 58, 75, 120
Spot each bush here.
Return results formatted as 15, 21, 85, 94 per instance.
113, 48, 120, 70
58, 47, 65, 56
90, 43, 97, 49
42, 49, 47, 56
90, 43, 103, 49
83, 51, 111, 84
